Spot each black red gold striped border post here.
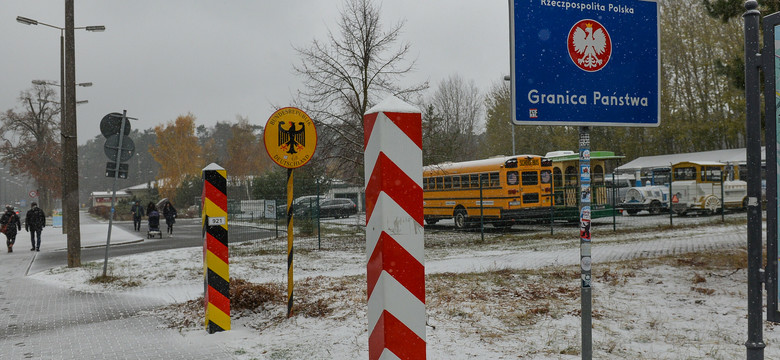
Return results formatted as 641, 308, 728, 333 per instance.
202, 163, 229, 333
286, 168, 294, 317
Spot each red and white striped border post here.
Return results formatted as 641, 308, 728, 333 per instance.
364, 96, 425, 360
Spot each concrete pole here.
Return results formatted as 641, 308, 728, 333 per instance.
364, 96, 425, 359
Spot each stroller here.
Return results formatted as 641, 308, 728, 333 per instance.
147, 210, 162, 239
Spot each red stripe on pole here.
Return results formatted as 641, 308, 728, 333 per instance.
207, 285, 230, 315
203, 180, 227, 212
382, 112, 422, 149
367, 232, 425, 303
365, 152, 423, 225
207, 234, 229, 264
363, 112, 379, 150
369, 311, 426, 360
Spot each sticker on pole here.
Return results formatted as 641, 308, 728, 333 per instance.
208, 216, 226, 226
263, 107, 318, 169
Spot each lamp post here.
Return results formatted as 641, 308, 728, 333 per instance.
17, 9, 105, 267
503, 75, 516, 155
17, 16, 103, 141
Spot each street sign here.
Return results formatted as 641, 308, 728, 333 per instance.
28, 191, 37, 198
510, 0, 660, 126
100, 112, 131, 137
263, 107, 318, 169
105, 162, 128, 179
103, 134, 135, 162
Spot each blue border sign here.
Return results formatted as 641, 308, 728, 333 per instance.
510, 0, 660, 126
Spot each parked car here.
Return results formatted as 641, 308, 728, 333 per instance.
276, 195, 328, 219
318, 198, 358, 219
619, 185, 669, 215
294, 198, 358, 219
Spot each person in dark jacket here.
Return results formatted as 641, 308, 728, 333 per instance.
162, 202, 177, 235
131, 201, 145, 231
25, 202, 46, 251
1, 206, 22, 253
147, 203, 160, 232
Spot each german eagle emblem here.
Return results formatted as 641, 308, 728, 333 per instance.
278, 121, 306, 154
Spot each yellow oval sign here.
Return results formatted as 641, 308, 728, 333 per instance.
263, 107, 318, 169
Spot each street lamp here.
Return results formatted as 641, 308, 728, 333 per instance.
34, 80, 91, 108
503, 75, 516, 155
17, 16, 104, 130
17, 12, 105, 266
33, 80, 92, 88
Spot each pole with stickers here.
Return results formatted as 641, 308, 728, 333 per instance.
579, 127, 592, 359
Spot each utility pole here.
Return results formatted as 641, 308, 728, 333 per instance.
64, 0, 81, 267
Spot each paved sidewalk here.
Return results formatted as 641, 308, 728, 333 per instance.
0, 213, 233, 360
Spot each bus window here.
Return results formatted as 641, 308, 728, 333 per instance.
507, 171, 519, 186
553, 167, 563, 188
702, 166, 722, 182
423, 178, 430, 190
471, 174, 480, 187
461, 175, 470, 188
436, 177, 443, 189
443, 176, 451, 189
540, 170, 552, 184
452, 176, 460, 188
522, 171, 538, 186
674, 167, 696, 181
592, 165, 604, 183
490, 172, 500, 187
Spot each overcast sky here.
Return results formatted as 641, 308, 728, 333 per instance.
2, 1, 510, 145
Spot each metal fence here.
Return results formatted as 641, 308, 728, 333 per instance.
226, 183, 749, 253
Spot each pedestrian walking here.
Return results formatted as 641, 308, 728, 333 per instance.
1, 206, 21, 253
25, 202, 46, 251
163, 202, 177, 235
131, 200, 145, 231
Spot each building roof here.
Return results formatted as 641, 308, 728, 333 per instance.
615, 147, 765, 173
545, 150, 624, 162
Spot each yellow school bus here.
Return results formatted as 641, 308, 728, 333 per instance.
423, 155, 553, 229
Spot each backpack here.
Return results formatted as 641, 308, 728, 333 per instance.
0, 213, 11, 234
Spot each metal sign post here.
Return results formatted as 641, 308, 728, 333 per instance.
263, 107, 317, 317
579, 127, 592, 359
101, 110, 136, 277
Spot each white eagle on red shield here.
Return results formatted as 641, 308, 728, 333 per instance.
568, 20, 611, 72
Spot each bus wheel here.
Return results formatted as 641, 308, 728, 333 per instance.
453, 209, 468, 229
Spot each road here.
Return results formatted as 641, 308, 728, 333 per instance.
29, 214, 277, 274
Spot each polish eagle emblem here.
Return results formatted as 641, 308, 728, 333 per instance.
278, 121, 306, 154
567, 20, 611, 72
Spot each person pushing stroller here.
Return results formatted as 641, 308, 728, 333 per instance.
146, 202, 161, 239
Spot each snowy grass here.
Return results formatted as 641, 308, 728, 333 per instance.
29, 220, 780, 359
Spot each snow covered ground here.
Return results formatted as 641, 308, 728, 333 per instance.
30, 219, 780, 359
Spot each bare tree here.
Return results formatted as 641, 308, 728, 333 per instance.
293, 0, 427, 182
0, 84, 61, 211
423, 74, 483, 163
